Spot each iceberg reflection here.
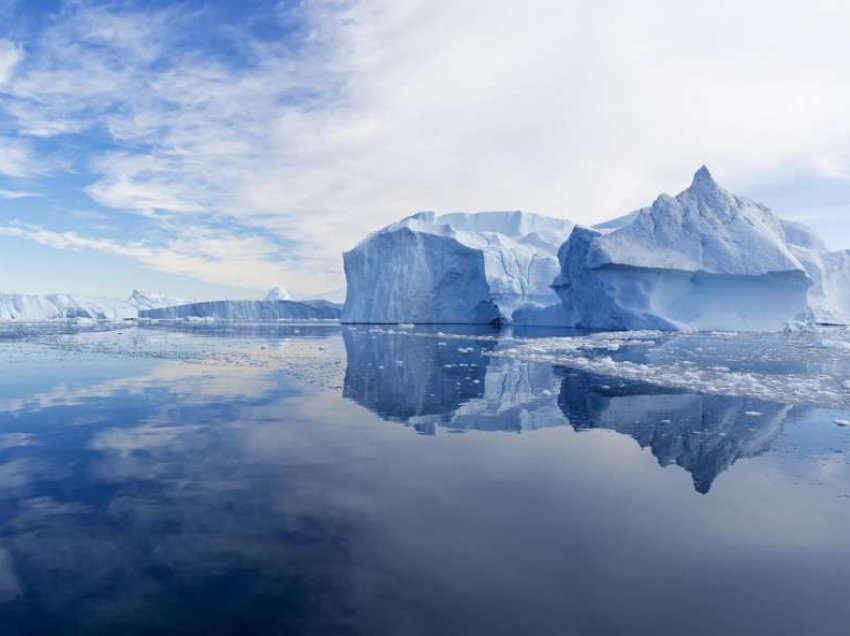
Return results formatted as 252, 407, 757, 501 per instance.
342, 328, 566, 434
557, 370, 791, 493
343, 329, 802, 492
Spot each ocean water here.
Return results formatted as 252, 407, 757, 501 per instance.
0, 323, 849, 634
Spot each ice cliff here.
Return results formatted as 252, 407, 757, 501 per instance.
140, 299, 341, 321
342, 211, 574, 324
542, 167, 814, 331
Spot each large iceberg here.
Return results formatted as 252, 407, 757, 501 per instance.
0, 294, 137, 321
342, 211, 574, 324
545, 167, 814, 331
140, 299, 341, 321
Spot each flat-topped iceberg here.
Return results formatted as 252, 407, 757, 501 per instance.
543, 167, 814, 331
342, 211, 574, 324
140, 299, 341, 321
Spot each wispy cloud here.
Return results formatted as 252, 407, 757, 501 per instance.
0, 37, 21, 85
0, 221, 333, 291
0, 188, 39, 199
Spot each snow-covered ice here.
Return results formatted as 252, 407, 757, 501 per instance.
544, 167, 813, 331
0, 293, 137, 321
264, 287, 293, 301
342, 211, 574, 324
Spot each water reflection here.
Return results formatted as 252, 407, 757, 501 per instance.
0, 359, 354, 634
557, 370, 790, 493
343, 328, 566, 434
343, 328, 809, 492
0, 326, 849, 633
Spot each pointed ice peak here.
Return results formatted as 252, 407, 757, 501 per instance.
691, 166, 720, 190
265, 286, 293, 301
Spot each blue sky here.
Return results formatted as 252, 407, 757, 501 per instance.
0, 0, 848, 300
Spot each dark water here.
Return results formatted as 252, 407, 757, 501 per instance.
0, 324, 849, 635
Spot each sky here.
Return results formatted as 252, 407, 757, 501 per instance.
0, 0, 849, 300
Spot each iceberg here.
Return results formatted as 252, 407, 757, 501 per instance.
264, 287, 293, 301
544, 167, 813, 331
342, 211, 574, 324
0, 294, 137, 321
139, 299, 341, 321
780, 223, 850, 324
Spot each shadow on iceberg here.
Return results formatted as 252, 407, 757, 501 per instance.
341, 328, 566, 434
557, 369, 791, 493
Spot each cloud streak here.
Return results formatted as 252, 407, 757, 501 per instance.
0, 221, 333, 291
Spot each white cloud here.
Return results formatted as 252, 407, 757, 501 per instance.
0, 187, 39, 199
0, 137, 40, 177
0, 38, 21, 84
241, 0, 850, 257
0, 222, 333, 291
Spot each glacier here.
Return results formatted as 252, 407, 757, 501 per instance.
537, 167, 815, 331
139, 299, 342, 321
0, 294, 137, 321
342, 211, 574, 324
0, 290, 189, 322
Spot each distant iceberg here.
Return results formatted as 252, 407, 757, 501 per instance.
140, 299, 341, 321
0, 294, 137, 321
127, 289, 186, 311
264, 287, 293, 301
529, 167, 815, 331
342, 211, 574, 324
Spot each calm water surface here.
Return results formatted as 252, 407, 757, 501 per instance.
0, 323, 848, 634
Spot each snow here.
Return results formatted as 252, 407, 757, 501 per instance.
542, 167, 813, 331
127, 290, 185, 311
342, 211, 574, 324
0, 294, 137, 321
139, 299, 341, 321
264, 287, 293, 301
589, 167, 802, 276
